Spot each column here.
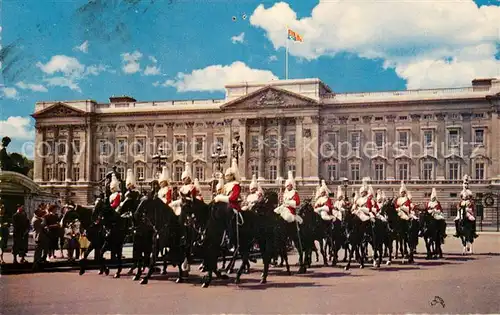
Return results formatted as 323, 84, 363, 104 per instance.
107, 124, 116, 166
460, 112, 472, 176
277, 118, 284, 179
386, 115, 396, 180
33, 125, 44, 182
410, 114, 421, 180
65, 126, 73, 182
223, 119, 233, 171
205, 121, 215, 178
258, 119, 266, 180
146, 123, 155, 174
338, 116, 349, 179
238, 118, 248, 180
295, 117, 304, 180
85, 124, 93, 182
186, 122, 194, 163
166, 122, 175, 179
435, 113, 446, 180
491, 107, 500, 178
126, 123, 136, 177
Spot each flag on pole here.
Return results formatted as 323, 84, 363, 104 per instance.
287, 28, 303, 42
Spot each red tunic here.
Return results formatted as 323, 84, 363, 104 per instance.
110, 193, 121, 209
284, 191, 300, 215
227, 183, 241, 211
166, 189, 172, 205
426, 201, 442, 211
180, 184, 197, 199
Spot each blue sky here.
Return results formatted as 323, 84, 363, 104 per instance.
1, 0, 499, 155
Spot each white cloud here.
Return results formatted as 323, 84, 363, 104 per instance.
152, 81, 160, 87
121, 51, 143, 74
149, 56, 157, 63
73, 40, 89, 53
144, 65, 161, 76
231, 32, 245, 44
36, 55, 108, 92
1, 87, 19, 99
36, 55, 85, 77
164, 61, 278, 92
43, 77, 81, 92
15, 82, 48, 92
0, 116, 35, 140
250, 1, 500, 89
268, 55, 278, 62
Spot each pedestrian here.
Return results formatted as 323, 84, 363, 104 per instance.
12, 205, 30, 264
0, 202, 10, 264
44, 205, 61, 261
79, 232, 89, 259
32, 206, 49, 271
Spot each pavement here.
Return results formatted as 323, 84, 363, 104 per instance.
1, 234, 500, 314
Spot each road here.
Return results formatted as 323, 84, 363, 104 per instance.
1, 234, 500, 314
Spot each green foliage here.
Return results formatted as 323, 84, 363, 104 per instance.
8, 153, 34, 178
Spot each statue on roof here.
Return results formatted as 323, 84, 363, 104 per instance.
0, 137, 30, 176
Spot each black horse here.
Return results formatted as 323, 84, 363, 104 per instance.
79, 199, 107, 276
419, 211, 445, 259
384, 199, 418, 264
343, 208, 369, 270
457, 206, 476, 255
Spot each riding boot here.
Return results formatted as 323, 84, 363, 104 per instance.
472, 223, 478, 239
453, 220, 460, 238
178, 215, 186, 246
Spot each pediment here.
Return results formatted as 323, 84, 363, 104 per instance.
221, 86, 319, 110
32, 102, 87, 118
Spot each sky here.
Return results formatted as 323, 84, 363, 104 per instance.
1, 0, 499, 156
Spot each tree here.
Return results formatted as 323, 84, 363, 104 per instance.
9, 153, 34, 178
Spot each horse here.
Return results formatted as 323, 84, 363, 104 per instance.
342, 207, 370, 270
384, 199, 417, 264
292, 200, 317, 273
457, 206, 475, 255
79, 198, 108, 276
418, 210, 444, 259
328, 213, 346, 267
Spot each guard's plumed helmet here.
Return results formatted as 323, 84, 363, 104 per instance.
159, 166, 170, 185
181, 162, 192, 181
125, 169, 136, 188
359, 177, 369, 194
285, 171, 296, 189
224, 158, 240, 181
249, 174, 258, 190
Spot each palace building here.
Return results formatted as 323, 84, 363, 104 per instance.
32, 77, 500, 221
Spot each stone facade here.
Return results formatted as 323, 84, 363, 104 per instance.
32, 78, 500, 219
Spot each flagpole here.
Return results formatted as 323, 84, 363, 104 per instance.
285, 36, 289, 80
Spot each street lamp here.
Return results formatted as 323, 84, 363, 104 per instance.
152, 145, 168, 178
138, 176, 144, 194
231, 135, 244, 166
341, 177, 349, 200
211, 144, 227, 195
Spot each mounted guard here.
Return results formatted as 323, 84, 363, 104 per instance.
332, 186, 348, 221
170, 162, 198, 216
157, 167, 173, 205
352, 178, 375, 222
374, 189, 388, 222
274, 171, 302, 224
213, 158, 242, 213
454, 175, 478, 238
241, 175, 263, 212
394, 181, 417, 220
313, 180, 335, 221
427, 188, 445, 221
194, 178, 204, 202
109, 173, 122, 212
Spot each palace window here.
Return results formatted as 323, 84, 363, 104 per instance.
58, 141, 66, 155
45, 140, 53, 156
98, 167, 106, 181
117, 167, 125, 180
448, 129, 459, 148
350, 164, 360, 181
99, 140, 108, 155
250, 164, 259, 177
399, 116, 408, 121
287, 134, 296, 149
374, 163, 385, 181
374, 131, 385, 149
374, 116, 384, 121
73, 139, 80, 154
475, 162, 485, 180
215, 136, 224, 150
73, 166, 80, 181
175, 137, 185, 153
287, 164, 296, 178
45, 166, 53, 181
58, 165, 66, 182
473, 113, 485, 119
136, 166, 145, 181
174, 165, 183, 182
268, 135, 278, 149
135, 138, 145, 154
423, 130, 433, 147
423, 162, 433, 180
268, 165, 277, 180
397, 163, 409, 181
474, 129, 484, 146
251, 135, 259, 150
195, 136, 204, 153
350, 132, 360, 149
117, 139, 126, 155
195, 165, 204, 181
423, 114, 433, 120
327, 164, 337, 180
398, 131, 409, 148
154, 137, 165, 152
448, 162, 460, 180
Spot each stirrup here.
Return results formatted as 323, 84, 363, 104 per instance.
235, 211, 244, 226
